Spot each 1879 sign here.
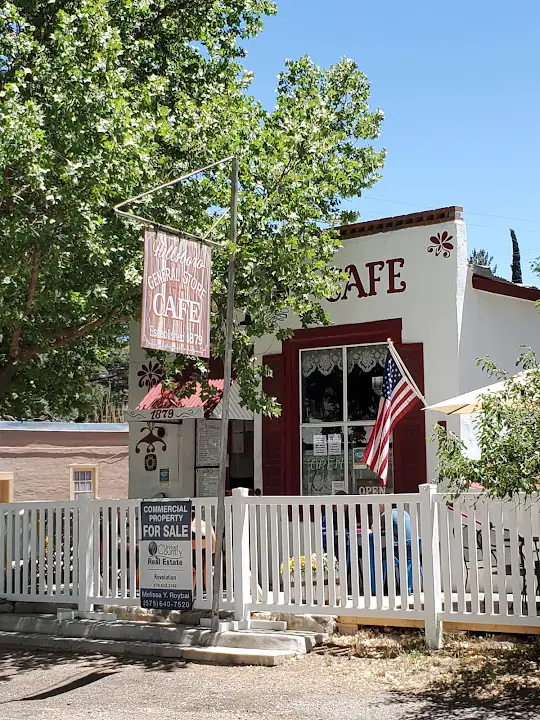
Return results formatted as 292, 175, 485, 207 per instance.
140, 228, 211, 357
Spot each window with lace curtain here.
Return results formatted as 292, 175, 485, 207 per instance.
300, 344, 394, 495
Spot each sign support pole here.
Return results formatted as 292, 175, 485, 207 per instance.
114, 154, 238, 628
211, 157, 238, 632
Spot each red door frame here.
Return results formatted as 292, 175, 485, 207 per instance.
281, 318, 403, 495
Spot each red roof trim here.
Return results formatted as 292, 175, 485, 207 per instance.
137, 379, 224, 417
472, 274, 540, 302
284, 318, 403, 349
337, 206, 463, 240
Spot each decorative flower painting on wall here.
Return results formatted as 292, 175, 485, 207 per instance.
137, 361, 164, 388
427, 231, 454, 258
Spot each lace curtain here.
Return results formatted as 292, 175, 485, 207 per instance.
301, 345, 387, 377
301, 349, 343, 377
347, 345, 387, 374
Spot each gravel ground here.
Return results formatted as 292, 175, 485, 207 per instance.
0, 641, 539, 720
0, 650, 418, 720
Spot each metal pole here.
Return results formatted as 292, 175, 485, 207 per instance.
113, 156, 235, 210
114, 210, 221, 248
211, 157, 238, 632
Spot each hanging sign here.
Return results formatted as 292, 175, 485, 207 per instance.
140, 228, 211, 357
139, 499, 193, 611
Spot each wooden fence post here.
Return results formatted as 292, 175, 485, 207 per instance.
419, 483, 442, 649
232, 487, 250, 624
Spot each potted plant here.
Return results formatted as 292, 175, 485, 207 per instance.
280, 553, 340, 604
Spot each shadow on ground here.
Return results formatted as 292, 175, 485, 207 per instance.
328, 628, 540, 719
392, 637, 540, 720
0, 648, 186, 686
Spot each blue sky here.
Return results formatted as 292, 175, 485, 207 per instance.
244, 0, 540, 283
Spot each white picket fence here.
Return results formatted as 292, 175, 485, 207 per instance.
436, 493, 540, 627
1, 485, 540, 647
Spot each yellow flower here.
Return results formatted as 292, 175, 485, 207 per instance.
280, 553, 336, 575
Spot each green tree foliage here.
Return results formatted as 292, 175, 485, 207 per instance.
0, 1, 385, 418
85, 341, 129, 422
0, 0, 275, 417
436, 350, 540, 499
192, 55, 385, 415
510, 229, 523, 284
469, 248, 497, 274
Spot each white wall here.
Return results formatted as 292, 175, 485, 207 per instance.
128, 321, 196, 499
129, 320, 157, 410
458, 267, 540, 454
128, 421, 178, 499
459, 268, 540, 392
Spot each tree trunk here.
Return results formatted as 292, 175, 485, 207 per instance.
0, 363, 20, 397
8, 246, 41, 362
0, 311, 130, 399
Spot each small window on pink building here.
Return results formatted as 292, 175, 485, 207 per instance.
70, 466, 98, 501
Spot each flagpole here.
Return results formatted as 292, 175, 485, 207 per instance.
387, 339, 428, 406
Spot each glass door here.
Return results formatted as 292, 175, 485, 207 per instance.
299, 344, 393, 495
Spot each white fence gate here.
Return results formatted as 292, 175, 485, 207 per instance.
2, 486, 540, 647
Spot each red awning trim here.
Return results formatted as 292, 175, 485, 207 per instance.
137, 379, 225, 418
472, 274, 540, 302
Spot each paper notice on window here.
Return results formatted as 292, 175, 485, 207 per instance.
327, 433, 342, 455
353, 446, 367, 470
196, 419, 221, 467
313, 434, 328, 456
196, 467, 219, 497
332, 480, 346, 495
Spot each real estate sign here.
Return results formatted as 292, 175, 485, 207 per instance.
140, 228, 211, 357
139, 499, 193, 611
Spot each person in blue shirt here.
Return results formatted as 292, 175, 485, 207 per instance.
378, 504, 411, 542
376, 504, 415, 593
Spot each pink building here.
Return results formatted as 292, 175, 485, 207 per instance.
0, 422, 128, 502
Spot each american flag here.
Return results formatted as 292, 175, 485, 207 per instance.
362, 348, 422, 484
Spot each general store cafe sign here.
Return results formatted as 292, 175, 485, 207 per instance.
140, 228, 211, 357
328, 257, 406, 302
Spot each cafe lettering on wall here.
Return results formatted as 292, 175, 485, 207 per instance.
140, 228, 211, 356
328, 258, 406, 302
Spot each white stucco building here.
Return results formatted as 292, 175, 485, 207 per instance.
127, 206, 540, 499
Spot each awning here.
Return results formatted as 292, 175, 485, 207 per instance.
138, 379, 224, 414
209, 383, 253, 421
424, 371, 530, 414
125, 379, 253, 422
